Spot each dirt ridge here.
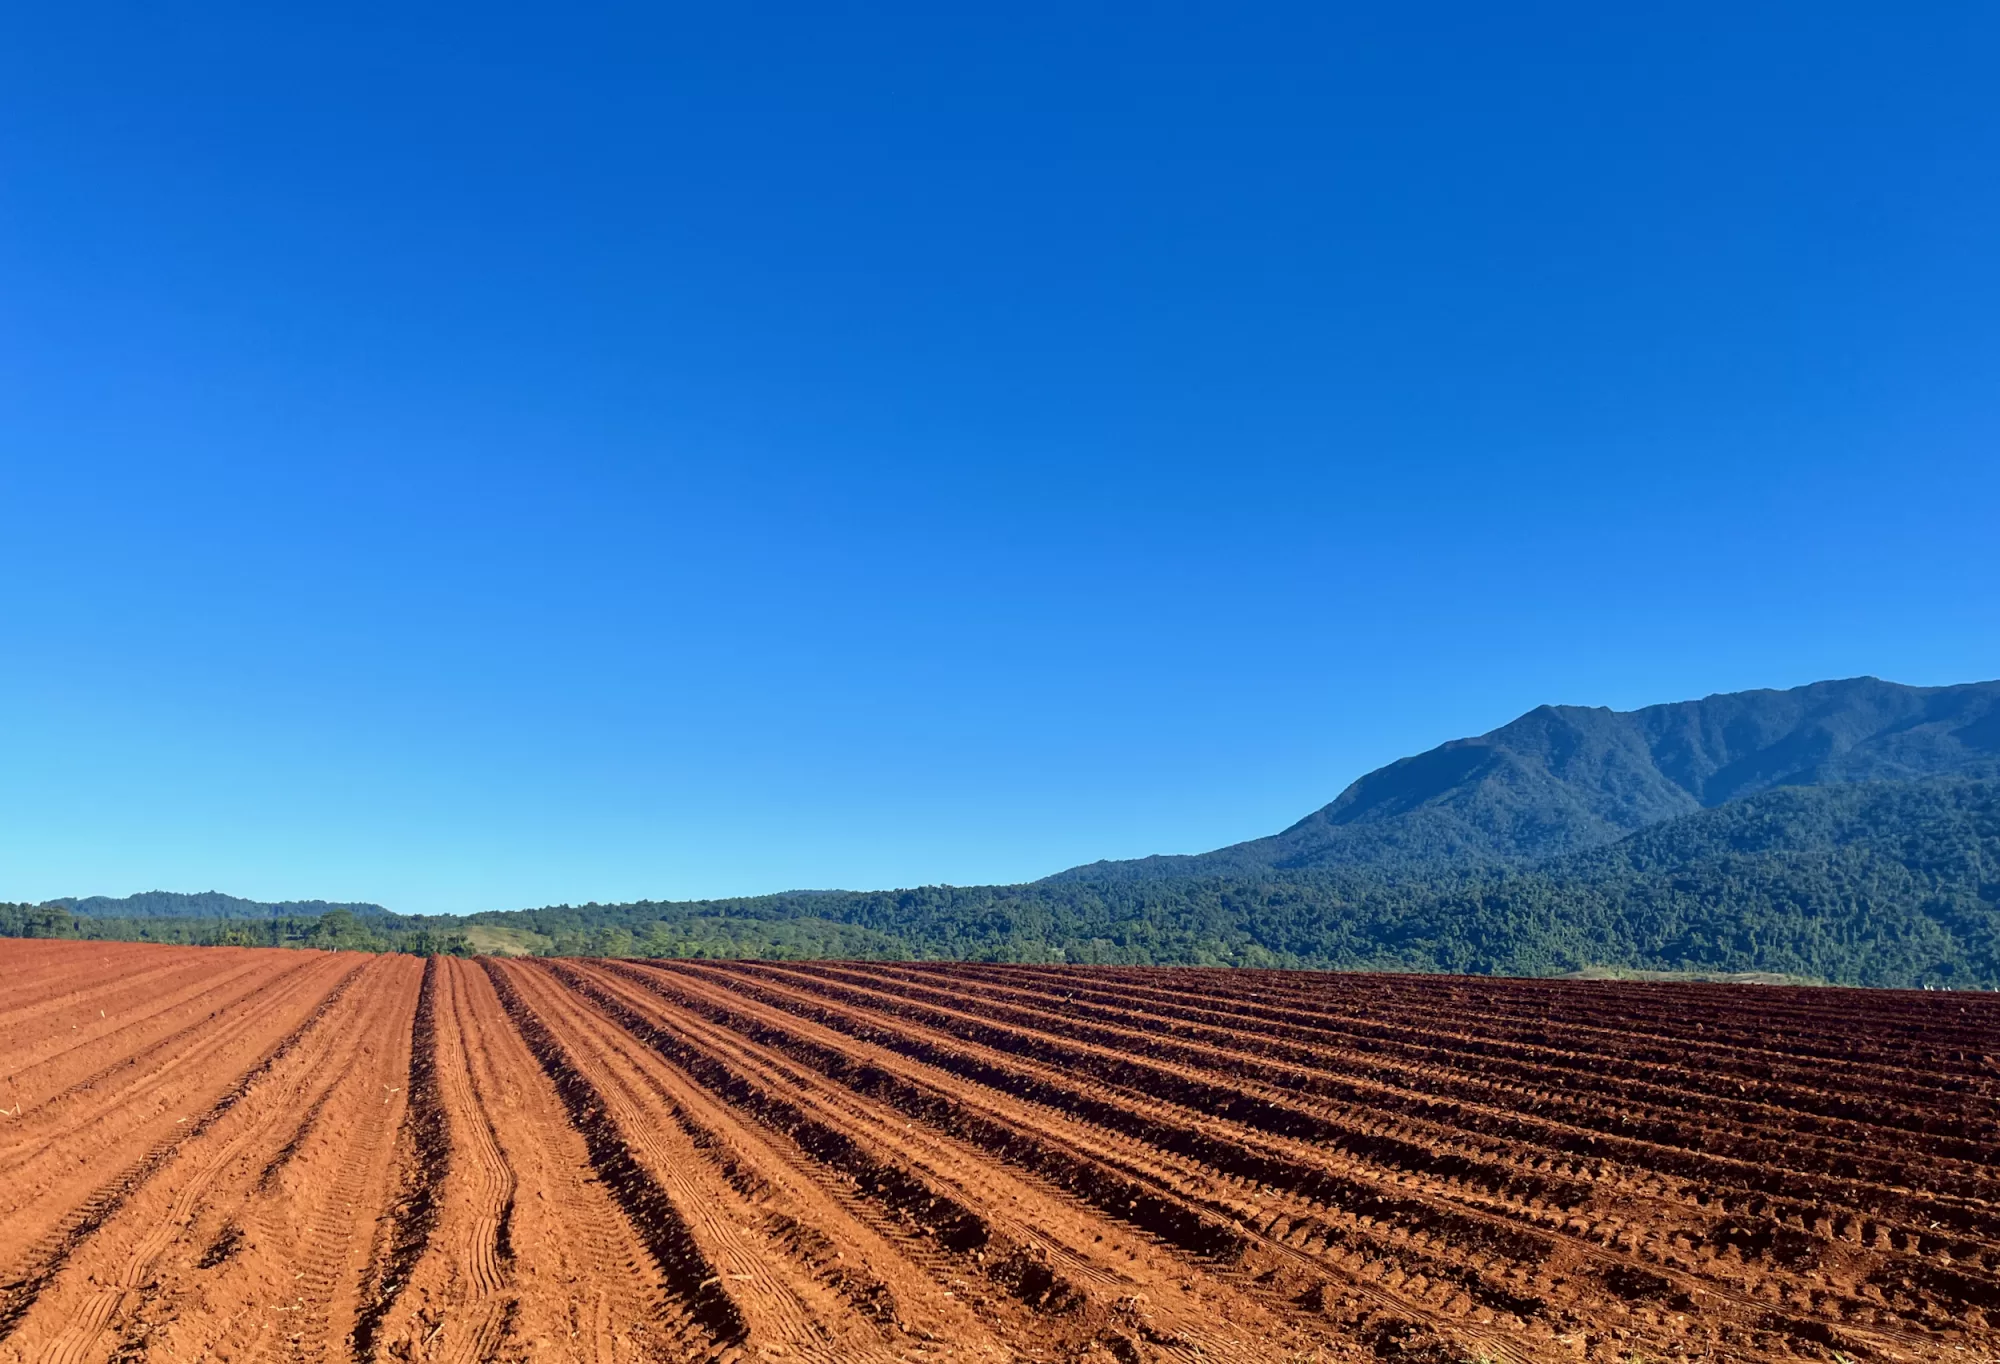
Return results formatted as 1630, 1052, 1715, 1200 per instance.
350, 956, 452, 1359
0, 956, 365, 1343
477, 957, 749, 1353
5, 941, 1995, 1364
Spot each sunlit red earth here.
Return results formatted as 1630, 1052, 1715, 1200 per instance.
1, 939, 1994, 1362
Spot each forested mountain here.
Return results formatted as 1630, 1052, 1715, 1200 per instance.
48, 890, 392, 919
465, 776, 2000, 986
1053, 676, 2000, 880
13, 680, 1999, 986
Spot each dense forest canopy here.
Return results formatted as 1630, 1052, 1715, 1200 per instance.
44, 890, 394, 920
457, 778, 1998, 986
9, 780, 1993, 985
0, 902, 470, 955
9, 678, 1998, 987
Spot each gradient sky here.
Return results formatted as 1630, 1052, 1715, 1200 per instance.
4, 3, 1997, 914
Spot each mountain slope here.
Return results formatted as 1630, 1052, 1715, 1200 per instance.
1279, 776, 2000, 985
1053, 676, 2000, 880
467, 776, 2000, 985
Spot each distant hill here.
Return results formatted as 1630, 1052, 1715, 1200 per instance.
465, 775, 2000, 986
46, 890, 392, 920
20, 678, 2000, 986
1051, 676, 2000, 880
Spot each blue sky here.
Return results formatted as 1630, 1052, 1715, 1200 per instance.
3, 3, 1996, 914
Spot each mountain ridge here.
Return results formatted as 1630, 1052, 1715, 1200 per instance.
1050, 675, 2000, 882
16, 676, 2000, 986
456, 774, 2000, 986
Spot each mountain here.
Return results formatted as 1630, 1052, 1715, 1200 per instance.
46, 890, 393, 920
16, 677, 2000, 986
463, 775, 2000, 986
1051, 676, 2000, 881
1255, 776, 2000, 986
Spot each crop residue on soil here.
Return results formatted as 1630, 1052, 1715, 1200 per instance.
0, 938, 1994, 1362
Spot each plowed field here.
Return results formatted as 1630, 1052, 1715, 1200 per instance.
2, 941, 1994, 1363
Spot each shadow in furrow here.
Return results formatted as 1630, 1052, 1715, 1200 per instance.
478, 959, 748, 1351
544, 961, 1087, 1315
352, 956, 452, 1360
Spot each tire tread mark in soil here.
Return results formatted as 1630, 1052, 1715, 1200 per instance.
448, 957, 520, 1296
901, 963, 2000, 1260
257, 1065, 347, 1193
351, 955, 452, 1360
581, 962, 1535, 1364
759, 961, 1999, 1246
784, 968, 2000, 1328
539, 961, 1089, 1315
1, 956, 323, 1148
765, 962, 1596, 1209
477, 958, 749, 1350
981, 966, 1999, 1158
592, 962, 1249, 1264
652, 961, 1555, 1321
664, 961, 1560, 1265
0, 958, 367, 1343
634, 1061, 900, 1331
918, 963, 2000, 1199
3, 958, 274, 1105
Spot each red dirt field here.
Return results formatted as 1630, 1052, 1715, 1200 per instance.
2, 940, 1995, 1363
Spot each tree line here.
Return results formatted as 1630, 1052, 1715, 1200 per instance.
474, 778, 1999, 987
0, 903, 472, 956
7, 778, 1994, 986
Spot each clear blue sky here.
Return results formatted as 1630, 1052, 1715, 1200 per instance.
3, 3, 1996, 914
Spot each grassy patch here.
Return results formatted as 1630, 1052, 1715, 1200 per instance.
460, 924, 552, 956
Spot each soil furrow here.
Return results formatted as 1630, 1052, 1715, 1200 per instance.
5, 939, 1993, 1364
757, 961, 2000, 1244
0, 956, 368, 1345
351, 956, 452, 1360
477, 959, 748, 1356
558, 960, 1351, 1364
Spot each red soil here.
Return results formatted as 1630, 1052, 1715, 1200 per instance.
1, 940, 1994, 1363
